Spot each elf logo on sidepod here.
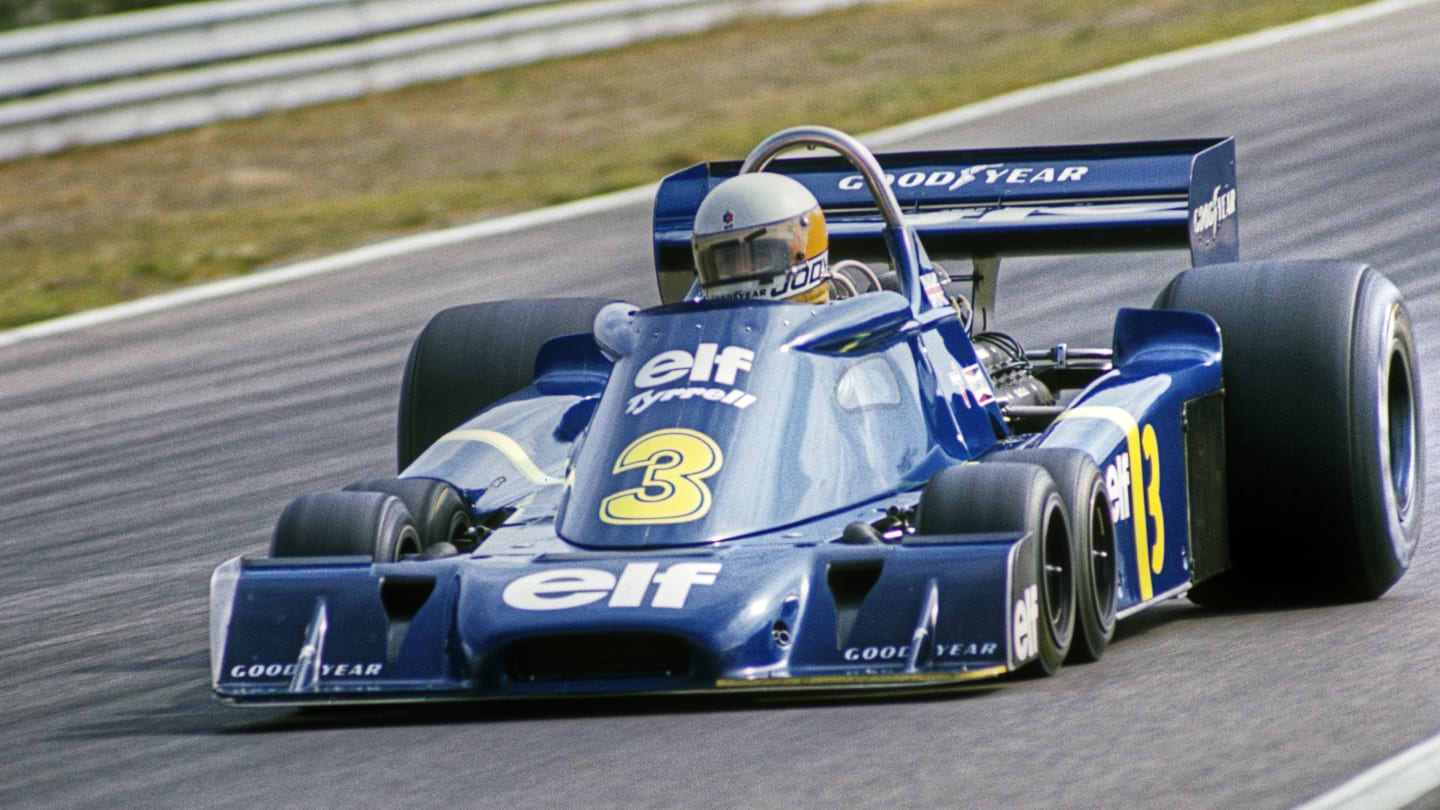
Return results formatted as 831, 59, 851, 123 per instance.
502, 562, 722, 610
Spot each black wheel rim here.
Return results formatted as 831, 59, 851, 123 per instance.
1384, 340, 1418, 525
1043, 500, 1073, 632
1089, 496, 1118, 624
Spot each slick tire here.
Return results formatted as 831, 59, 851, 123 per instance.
271, 491, 421, 562
918, 462, 1075, 676
998, 449, 1117, 663
345, 477, 472, 554
397, 297, 616, 470
1156, 261, 1423, 605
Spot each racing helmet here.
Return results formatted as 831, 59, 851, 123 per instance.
691, 172, 829, 304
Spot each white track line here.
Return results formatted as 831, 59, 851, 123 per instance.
2, 0, 1433, 352
1294, 732, 1440, 810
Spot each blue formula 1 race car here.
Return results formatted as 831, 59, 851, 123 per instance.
209, 126, 1423, 704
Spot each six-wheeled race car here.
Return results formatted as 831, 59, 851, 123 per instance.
209, 126, 1423, 705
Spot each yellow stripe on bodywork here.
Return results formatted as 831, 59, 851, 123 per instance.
432, 429, 564, 486
717, 665, 1009, 689
1054, 405, 1154, 600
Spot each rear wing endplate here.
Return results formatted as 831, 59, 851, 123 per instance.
653, 137, 1237, 302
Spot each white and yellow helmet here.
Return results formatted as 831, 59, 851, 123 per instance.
691, 173, 829, 304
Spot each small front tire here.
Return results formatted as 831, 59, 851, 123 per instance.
270, 491, 421, 562
918, 462, 1076, 676
345, 477, 472, 553
999, 448, 1117, 663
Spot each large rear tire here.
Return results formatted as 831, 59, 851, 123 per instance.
1156, 261, 1422, 605
917, 462, 1075, 676
397, 297, 615, 470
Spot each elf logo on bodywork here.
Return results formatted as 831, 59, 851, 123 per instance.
1063, 407, 1168, 601
1102, 426, 1166, 588
627, 343, 757, 415
1012, 584, 1040, 661
1192, 185, 1237, 237
1105, 451, 1134, 523
502, 562, 722, 610
838, 163, 1089, 193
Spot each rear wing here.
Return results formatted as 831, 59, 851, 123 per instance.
653, 137, 1237, 303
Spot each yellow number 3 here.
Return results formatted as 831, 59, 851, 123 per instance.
600, 429, 723, 525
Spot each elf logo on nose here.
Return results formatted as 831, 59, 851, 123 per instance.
502, 562, 723, 611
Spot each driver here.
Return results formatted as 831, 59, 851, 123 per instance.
691, 172, 830, 304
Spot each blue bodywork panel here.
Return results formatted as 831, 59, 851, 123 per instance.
1035, 307, 1222, 607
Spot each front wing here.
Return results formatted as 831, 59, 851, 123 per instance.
210, 531, 1040, 705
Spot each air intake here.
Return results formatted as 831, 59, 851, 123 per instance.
505, 633, 693, 684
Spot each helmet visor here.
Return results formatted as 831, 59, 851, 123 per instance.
693, 219, 808, 288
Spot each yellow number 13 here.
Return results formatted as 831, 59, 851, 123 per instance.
600, 429, 723, 525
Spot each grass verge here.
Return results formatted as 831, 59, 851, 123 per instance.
0, 0, 1362, 329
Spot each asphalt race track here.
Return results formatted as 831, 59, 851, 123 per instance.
3, 3, 1440, 807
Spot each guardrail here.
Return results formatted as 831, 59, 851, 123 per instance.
0, 0, 890, 162
0, 0, 546, 99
